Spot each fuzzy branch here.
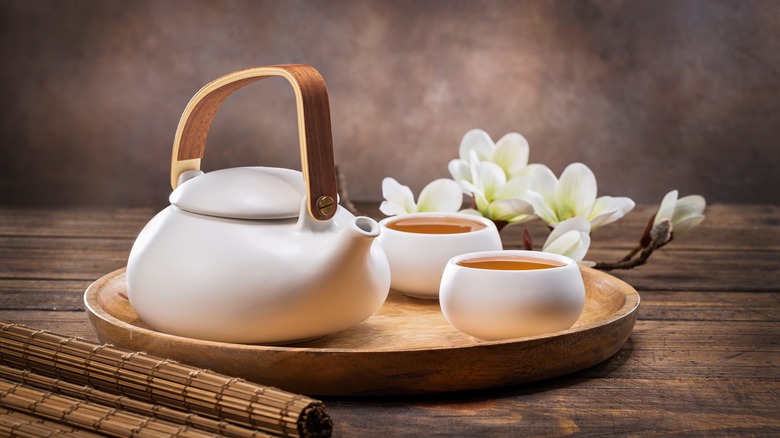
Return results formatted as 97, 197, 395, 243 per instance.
593, 218, 672, 271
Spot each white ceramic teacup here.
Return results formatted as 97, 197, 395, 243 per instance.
439, 250, 586, 341
377, 213, 502, 299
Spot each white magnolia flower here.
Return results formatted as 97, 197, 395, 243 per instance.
654, 190, 706, 237
457, 160, 536, 223
447, 129, 537, 223
525, 163, 635, 230
379, 177, 463, 216
448, 129, 533, 182
542, 216, 593, 265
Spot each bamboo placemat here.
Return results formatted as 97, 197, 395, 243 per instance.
0, 321, 332, 437
0, 407, 101, 437
0, 377, 218, 437
0, 365, 266, 437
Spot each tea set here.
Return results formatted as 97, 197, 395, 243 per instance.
126, 65, 586, 345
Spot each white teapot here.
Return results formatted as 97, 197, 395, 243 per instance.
126, 65, 391, 344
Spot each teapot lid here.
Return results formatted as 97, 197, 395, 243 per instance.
170, 167, 305, 219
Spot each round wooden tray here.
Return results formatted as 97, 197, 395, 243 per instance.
85, 267, 639, 396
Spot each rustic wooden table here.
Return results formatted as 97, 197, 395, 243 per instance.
1, 204, 778, 436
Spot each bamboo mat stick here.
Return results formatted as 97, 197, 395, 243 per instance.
0, 322, 332, 438
0, 377, 218, 437
0, 365, 268, 438
0, 407, 100, 437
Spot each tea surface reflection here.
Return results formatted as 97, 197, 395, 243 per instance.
386, 217, 486, 234
457, 255, 564, 271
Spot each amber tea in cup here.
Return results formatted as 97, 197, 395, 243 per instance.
440, 250, 586, 341
457, 255, 565, 271
377, 213, 503, 299
385, 216, 487, 234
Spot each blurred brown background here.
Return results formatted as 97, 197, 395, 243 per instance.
1, 0, 778, 208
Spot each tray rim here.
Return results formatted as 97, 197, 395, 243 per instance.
84, 266, 640, 354
85, 266, 641, 395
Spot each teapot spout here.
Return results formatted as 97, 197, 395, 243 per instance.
346, 216, 381, 241
328, 215, 383, 274
294, 198, 380, 242
293, 196, 389, 322
320, 215, 390, 322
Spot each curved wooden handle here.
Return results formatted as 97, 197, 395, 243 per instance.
171, 64, 338, 221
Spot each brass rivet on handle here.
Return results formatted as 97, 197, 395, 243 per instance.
316, 195, 336, 216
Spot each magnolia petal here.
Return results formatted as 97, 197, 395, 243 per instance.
544, 217, 591, 262
568, 232, 592, 261
459, 179, 480, 196
654, 190, 678, 226
670, 194, 706, 236
528, 164, 558, 204
459, 129, 494, 162
380, 177, 416, 215
543, 229, 591, 261
491, 133, 529, 179
672, 214, 705, 236
672, 195, 706, 224
494, 176, 533, 201
448, 159, 471, 184
489, 198, 534, 221
461, 180, 491, 213
379, 200, 409, 216
457, 208, 484, 217
474, 161, 507, 200
542, 229, 576, 253
415, 179, 464, 213
507, 213, 537, 224
546, 216, 591, 243
473, 191, 491, 215
525, 190, 560, 226
556, 163, 597, 219
588, 211, 622, 230
519, 163, 549, 177
467, 149, 483, 167
467, 150, 481, 187
589, 196, 636, 230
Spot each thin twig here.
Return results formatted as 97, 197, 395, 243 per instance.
620, 244, 643, 262
593, 244, 659, 270
593, 219, 672, 271
522, 229, 533, 251
335, 166, 361, 216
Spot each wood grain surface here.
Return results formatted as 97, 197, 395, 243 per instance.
0, 203, 778, 435
83, 266, 638, 395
